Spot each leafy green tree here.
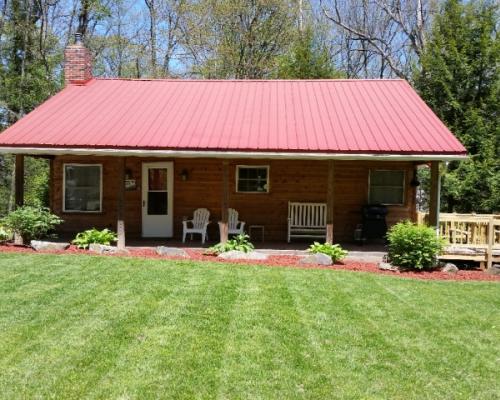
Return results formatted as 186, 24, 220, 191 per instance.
186, 0, 296, 78
415, 0, 499, 213
276, 27, 343, 79
0, 0, 61, 215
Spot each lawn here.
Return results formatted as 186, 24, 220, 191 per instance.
0, 253, 498, 399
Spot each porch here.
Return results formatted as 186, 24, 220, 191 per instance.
12, 154, 442, 251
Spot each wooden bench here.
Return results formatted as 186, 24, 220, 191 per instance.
287, 202, 327, 242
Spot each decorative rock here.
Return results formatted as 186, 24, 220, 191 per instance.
486, 264, 500, 276
217, 250, 268, 260
378, 262, 398, 271
30, 240, 70, 251
441, 263, 459, 274
299, 253, 333, 266
89, 243, 128, 255
156, 246, 189, 258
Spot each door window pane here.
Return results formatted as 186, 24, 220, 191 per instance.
64, 164, 101, 212
149, 169, 168, 191
148, 192, 168, 215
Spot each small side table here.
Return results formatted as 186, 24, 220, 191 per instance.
249, 225, 265, 243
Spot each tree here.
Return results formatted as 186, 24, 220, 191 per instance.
320, 0, 433, 78
276, 26, 343, 79
181, 0, 296, 78
0, 0, 61, 216
415, 0, 499, 212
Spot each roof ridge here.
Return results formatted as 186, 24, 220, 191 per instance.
90, 77, 406, 83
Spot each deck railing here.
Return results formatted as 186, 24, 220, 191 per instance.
417, 212, 500, 269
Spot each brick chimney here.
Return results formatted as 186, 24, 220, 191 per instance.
64, 33, 92, 85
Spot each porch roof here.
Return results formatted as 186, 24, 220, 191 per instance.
0, 78, 466, 159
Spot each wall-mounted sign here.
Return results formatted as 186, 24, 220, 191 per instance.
125, 179, 136, 190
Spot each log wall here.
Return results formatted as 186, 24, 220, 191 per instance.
51, 156, 417, 242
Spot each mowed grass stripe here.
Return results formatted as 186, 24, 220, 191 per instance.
364, 273, 500, 399
44, 258, 197, 399
88, 263, 241, 399
216, 267, 327, 399
0, 255, 135, 363
285, 270, 412, 399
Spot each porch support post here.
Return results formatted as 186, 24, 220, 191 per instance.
428, 161, 441, 232
14, 154, 25, 208
220, 160, 229, 243
326, 160, 335, 244
48, 158, 55, 212
117, 158, 126, 250
13, 154, 25, 245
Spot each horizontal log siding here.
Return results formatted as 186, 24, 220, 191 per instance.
51, 156, 417, 241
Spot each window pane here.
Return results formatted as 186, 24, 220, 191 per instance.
237, 167, 268, 192
64, 165, 101, 211
371, 170, 404, 186
148, 192, 168, 215
149, 168, 168, 191
370, 187, 403, 205
370, 170, 404, 204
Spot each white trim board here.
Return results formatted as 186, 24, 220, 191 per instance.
0, 146, 467, 161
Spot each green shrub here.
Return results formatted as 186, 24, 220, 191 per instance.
308, 242, 348, 263
72, 228, 118, 249
1, 206, 63, 243
209, 234, 255, 254
0, 226, 12, 241
387, 221, 445, 270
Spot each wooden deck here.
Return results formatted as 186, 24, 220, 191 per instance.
418, 212, 500, 269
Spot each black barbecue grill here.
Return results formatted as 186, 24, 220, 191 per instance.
361, 204, 388, 241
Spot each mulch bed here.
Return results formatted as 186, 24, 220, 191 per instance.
1, 244, 498, 282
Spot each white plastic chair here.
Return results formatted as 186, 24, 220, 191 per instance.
183, 208, 210, 243
218, 208, 245, 237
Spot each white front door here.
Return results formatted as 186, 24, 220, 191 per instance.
142, 162, 174, 237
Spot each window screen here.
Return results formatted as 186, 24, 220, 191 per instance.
369, 170, 405, 205
236, 166, 269, 193
64, 164, 102, 212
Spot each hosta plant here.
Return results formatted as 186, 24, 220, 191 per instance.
72, 228, 118, 249
308, 242, 348, 263
209, 234, 255, 255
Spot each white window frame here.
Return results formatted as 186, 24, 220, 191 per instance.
236, 165, 270, 193
63, 163, 103, 213
368, 169, 405, 206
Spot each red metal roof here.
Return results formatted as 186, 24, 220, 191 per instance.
0, 78, 466, 155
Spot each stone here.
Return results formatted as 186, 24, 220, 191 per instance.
89, 243, 128, 255
486, 264, 500, 276
441, 263, 459, 274
217, 250, 268, 260
156, 246, 189, 258
299, 253, 333, 266
378, 262, 398, 271
30, 240, 70, 251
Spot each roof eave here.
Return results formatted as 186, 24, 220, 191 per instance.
0, 146, 468, 161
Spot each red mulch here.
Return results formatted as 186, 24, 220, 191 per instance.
0, 244, 498, 282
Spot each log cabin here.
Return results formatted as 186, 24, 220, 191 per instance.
0, 35, 467, 248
